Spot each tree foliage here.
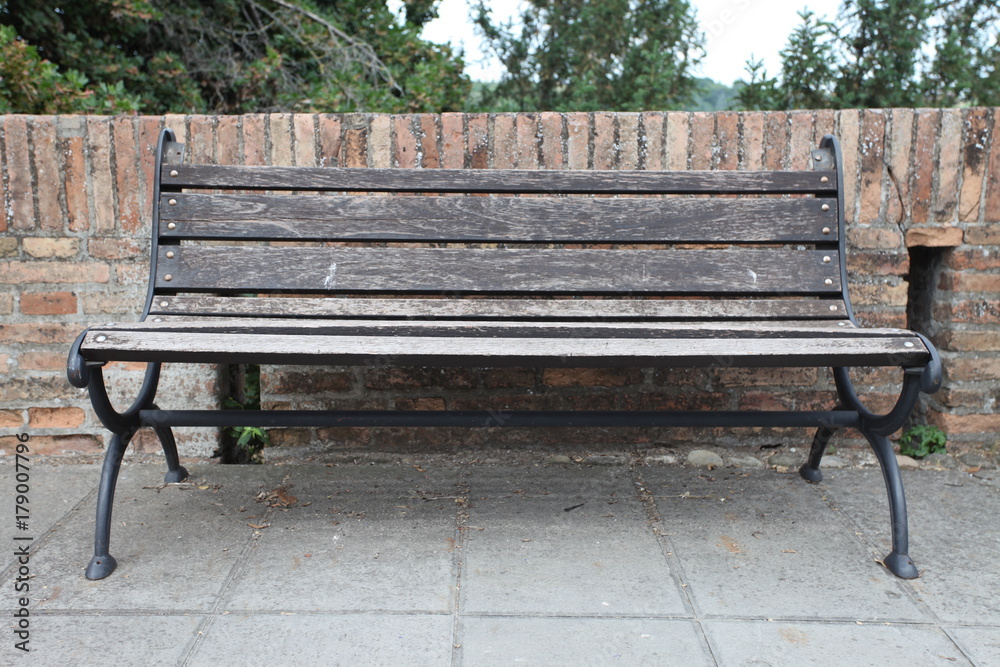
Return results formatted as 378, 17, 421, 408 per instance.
0, 0, 470, 114
472, 0, 705, 112
734, 0, 1000, 110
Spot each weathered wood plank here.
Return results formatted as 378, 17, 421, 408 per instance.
155, 246, 843, 295
150, 295, 849, 320
80, 329, 929, 368
159, 193, 839, 243
99, 318, 912, 338
163, 164, 838, 194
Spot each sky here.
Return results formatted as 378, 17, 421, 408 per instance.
416, 0, 844, 85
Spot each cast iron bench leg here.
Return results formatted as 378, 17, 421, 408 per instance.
86, 431, 131, 580
150, 404, 189, 484
865, 429, 919, 579
799, 411, 841, 483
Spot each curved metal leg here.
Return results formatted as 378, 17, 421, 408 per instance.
864, 428, 919, 579
799, 419, 839, 483
86, 431, 132, 580
150, 404, 189, 483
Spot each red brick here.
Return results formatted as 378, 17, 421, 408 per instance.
6, 116, 34, 230
0, 261, 109, 284
516, 113, 539, 168
1, 434, 102, 456
0, 376, 79, 402
113, 117, 142, 233
394, 397, 446, 410
849, 227, 902, 250
715, 367, 817, 387
242, 114, 267, 165
690, 112, 714, 170
87, 117, 116, 234
467, 114, 489, 169
318, 115, 342, 167
945, 357, 1000, 381
0, 410, 23, 427
23, 237, 79, 258
17, 352, 65, 371
847, 250, 909, 276
665, 112, 689, 171
138, 117, 163, 223
762, 111, 788, 171
394, 115, 418, 168
267, 370, 353, 394
929, 411, 1000, 435
115, 263, 148, 285
216, 115, 240, 165
365, 367, 475, 391
28, 407, 86, 428
0, 322, 80, 344
418, 114, 440, 168
293, 114, 317, 167
852, 280, 908, 307
441, 113, 465, 169
268, 113, 293, 166
492, 114, 517, 169
593, 113, 616, 170
905, 227, 963, 248
935, 299, 1000, 324
618, 113, 640, 170
788, 111, 813, 170
885, 108, 913, 225
482, 368, 537, 388
910, 109, 939, 225
813, 109, 836, 142
945, 249, 1000, 271
939, 330, 1000, 351
934, 109, 963, 222
539, 112, 564, 170
940, 271, 1000, 292
640, 112, 664, 171
740, 112, 765, 171
858, 110, 886, 224
88, 237, 144, 260
964, 225, 1000, 245
31, 118, 63, 231
984, 108, 1000, 220
959, 108, 990, 222
368, 114, 391, 168
838, 109, 861, 223
738, 391, 832, 412
542, 367, 642, 387
566, 113, 589, 170
714, 111, 738, 170
624, 392, 729, 411
63, 132, 89, 232
80, 289, 143, 315
20, 291, 77, 315
342, 126, 368, 168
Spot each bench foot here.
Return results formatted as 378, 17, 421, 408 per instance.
799, 411, 842, 483
882, 550, 919, 579
150, 405, 189, 483
865, 429, 918, 579
86, 432, 129, 581
85, 554, 118, 580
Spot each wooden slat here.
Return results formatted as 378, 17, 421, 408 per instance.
99, 319, 909, 337
80, 328, 929, 368
159, 193, 839, 243
155, 246, 843, 295
151, 296, 849, 320
163, 164, 838, 195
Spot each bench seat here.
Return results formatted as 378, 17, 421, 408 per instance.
79, 318, 930, 368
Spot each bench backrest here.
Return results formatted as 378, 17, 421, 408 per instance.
145, 129, 852, 324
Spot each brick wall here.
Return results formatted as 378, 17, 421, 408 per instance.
1, 110, 997, 460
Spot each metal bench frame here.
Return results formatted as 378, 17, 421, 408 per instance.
68, 129, 941, 581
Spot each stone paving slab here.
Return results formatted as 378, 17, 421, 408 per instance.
460, 465, 688, 617
820, 469, 1000, 625
641, 467, 927, 622
1, 460, 996, 665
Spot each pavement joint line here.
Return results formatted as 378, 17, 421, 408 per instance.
449, 471, 471, 667
178, 473, 289, 667
628, 455, 720, 666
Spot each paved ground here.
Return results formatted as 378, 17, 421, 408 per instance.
1, 456, 998, 666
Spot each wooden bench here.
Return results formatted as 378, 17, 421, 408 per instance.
68, 128, 941, 581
